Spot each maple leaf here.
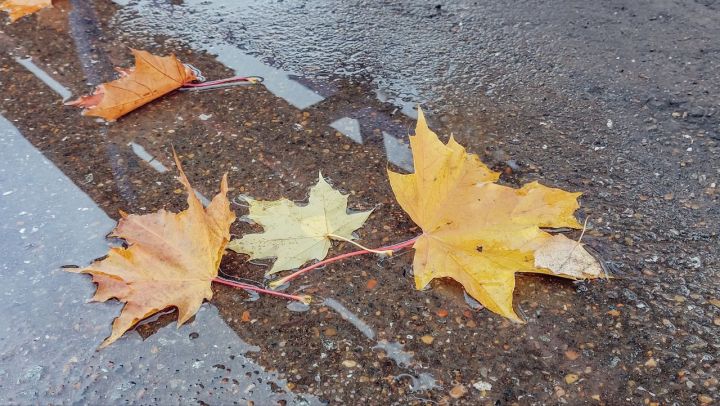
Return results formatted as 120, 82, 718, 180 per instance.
68, 155, 235, 347
388, 109, 602, 321
227, 174, 372, 275
0, 0, 51, 21
66, 49, 197, 121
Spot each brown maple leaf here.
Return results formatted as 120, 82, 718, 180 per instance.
68, 155, 235, 347
0, 0, 52, 21
66, 49, 197, 121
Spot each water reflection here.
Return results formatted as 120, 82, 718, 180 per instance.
330, 117, 363, 144
0, 116, 317, 404
323, 298, 436, 391
14, 57, 72, 101
382, 131, 414, 172
128, 142, 169, 173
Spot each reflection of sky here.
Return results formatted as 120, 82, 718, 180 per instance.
330, 117, 363, 144
112, 0, 425, 115
110, 0, 417, 170
0, 115, 316, 404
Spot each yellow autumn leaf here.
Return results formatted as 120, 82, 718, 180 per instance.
68, 155, 235, 347
388, 108, 602, 321
228, 173, 372, 275
0, 0, 51, 21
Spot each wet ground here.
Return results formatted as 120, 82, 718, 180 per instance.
0, 0, 718, 404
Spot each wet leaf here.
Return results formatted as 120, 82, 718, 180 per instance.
388, 108, 602, 321
68, 155, 235, 347
228, 173, 372, 275
0, 0, 51, 21
66, 49, 196, 121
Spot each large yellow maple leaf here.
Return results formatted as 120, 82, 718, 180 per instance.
66, 49, 196, 121
388, 109, 602, 321
228, 174, 372, 275
0, 0, 51, 21
68, 156, 235, 347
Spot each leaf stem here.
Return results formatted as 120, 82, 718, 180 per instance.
212, 276, 311, 303
181, 76, 262, 89
269, 236, 419, 288
327, 233, 394, 255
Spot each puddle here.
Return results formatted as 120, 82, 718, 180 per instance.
0, 115, 318, 404
112, 0, 431, 116
3, 1, 713, 403
112, 0, 324, 110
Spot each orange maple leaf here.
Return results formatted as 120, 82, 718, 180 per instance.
68, 155, 235, 347
0, 0, 52, 21
66, 49, 197, 121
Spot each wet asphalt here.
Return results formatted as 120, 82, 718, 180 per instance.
0, 0, 718, 404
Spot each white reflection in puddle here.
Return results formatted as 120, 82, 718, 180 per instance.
383, 131, 414, 172
323, 298, 375, 340
330, 117, 363, 144
212, 43, 324, 110
128, 141, 169, 173
323, 298, 437, 391
15, 57, 73, 101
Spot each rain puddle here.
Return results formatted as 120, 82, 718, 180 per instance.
111, 0, 416, 171
111, 0, 323, 110
112, 0, 431, 116
0, 116, 318, 404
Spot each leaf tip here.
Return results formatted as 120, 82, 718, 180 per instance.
220, 172, 230, 194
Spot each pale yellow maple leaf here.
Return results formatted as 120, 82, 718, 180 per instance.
68, 155, 235, 347
388, 108, 602, 321
228, 174, 372, 275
